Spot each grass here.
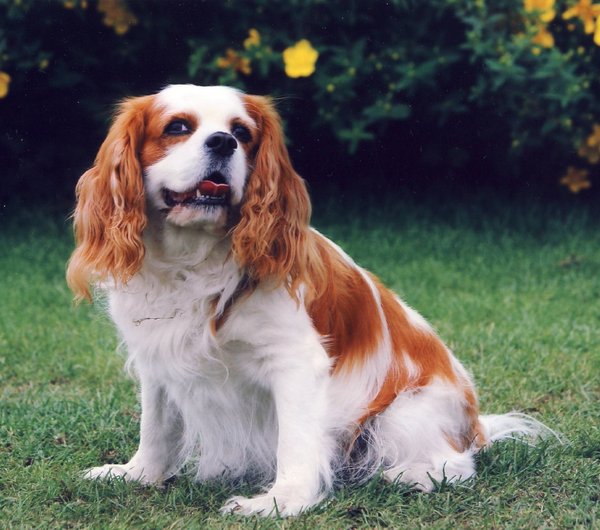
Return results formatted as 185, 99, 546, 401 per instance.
1, 196, 599, 529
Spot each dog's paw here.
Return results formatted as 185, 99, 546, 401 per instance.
220, 492, 316, 517
82, 464, 161, 485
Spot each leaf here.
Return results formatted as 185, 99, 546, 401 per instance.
188, 45, 208, 78
338, 122, 375, 154
363, 102, 411, 122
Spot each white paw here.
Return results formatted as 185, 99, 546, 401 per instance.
82, 464, 162, 485
220, 493, 316, 517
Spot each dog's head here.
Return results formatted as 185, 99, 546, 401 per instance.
67, 85, 313, 300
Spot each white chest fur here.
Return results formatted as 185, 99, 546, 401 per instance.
103, 232, 331, 483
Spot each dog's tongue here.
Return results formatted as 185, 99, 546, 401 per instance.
198, 180, 230, 197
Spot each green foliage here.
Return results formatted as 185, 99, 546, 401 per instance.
1, 0, 600, 198
456, 1, 596, 167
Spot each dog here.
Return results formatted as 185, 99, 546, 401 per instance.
67, 84, 545, 516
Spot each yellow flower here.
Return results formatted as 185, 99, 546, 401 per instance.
283, 39, 318, 78
524, 0, 556, 22
98, 0, 138, 35
216, 49, 252, 75
244, 29, 261, 49
562, 0, 600, 34
578, 124, 600, 163
63, 0, 76, 8
595, 16, 600, 43
524, 1, 555, 50
560, 166, 591, 193
586, 124, 600, 145
0, 71, 11, 99
532, 24, 555, 47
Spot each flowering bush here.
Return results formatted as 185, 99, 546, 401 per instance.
1, 0, 600, 200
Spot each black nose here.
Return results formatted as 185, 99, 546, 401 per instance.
205, 132, 237, 157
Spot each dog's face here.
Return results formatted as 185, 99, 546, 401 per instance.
67, 85, 312, 300
142, 85, 256, 229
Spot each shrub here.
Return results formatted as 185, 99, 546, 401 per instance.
1, 0, 599, 201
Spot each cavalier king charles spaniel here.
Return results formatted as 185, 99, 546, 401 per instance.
67, 85, 545, 517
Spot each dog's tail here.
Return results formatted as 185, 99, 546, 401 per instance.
479, 412, 562, 447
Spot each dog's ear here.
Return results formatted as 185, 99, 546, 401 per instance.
232, 95, 318, 296
67, 96, 152, 301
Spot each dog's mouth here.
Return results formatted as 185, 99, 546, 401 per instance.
162, 172, 230, 208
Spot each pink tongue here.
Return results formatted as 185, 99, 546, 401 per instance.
198, 180, 230, 197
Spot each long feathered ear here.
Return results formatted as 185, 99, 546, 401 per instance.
67, 96, 152, 301
232, 95, 317, 297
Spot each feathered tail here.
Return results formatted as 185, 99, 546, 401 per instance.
479, 412, 562, 446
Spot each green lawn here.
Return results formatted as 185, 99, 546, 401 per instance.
1, 197, 598, 529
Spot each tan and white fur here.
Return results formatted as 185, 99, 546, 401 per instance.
68, 84, 546, 517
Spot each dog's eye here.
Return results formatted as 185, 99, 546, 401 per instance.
164, 120, 191, 136
231, 124, 252, 143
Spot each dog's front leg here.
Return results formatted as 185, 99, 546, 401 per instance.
222, 343, 332, 517
84, 374, 182, 485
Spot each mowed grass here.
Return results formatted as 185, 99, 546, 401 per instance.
1, 196, 598, 529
